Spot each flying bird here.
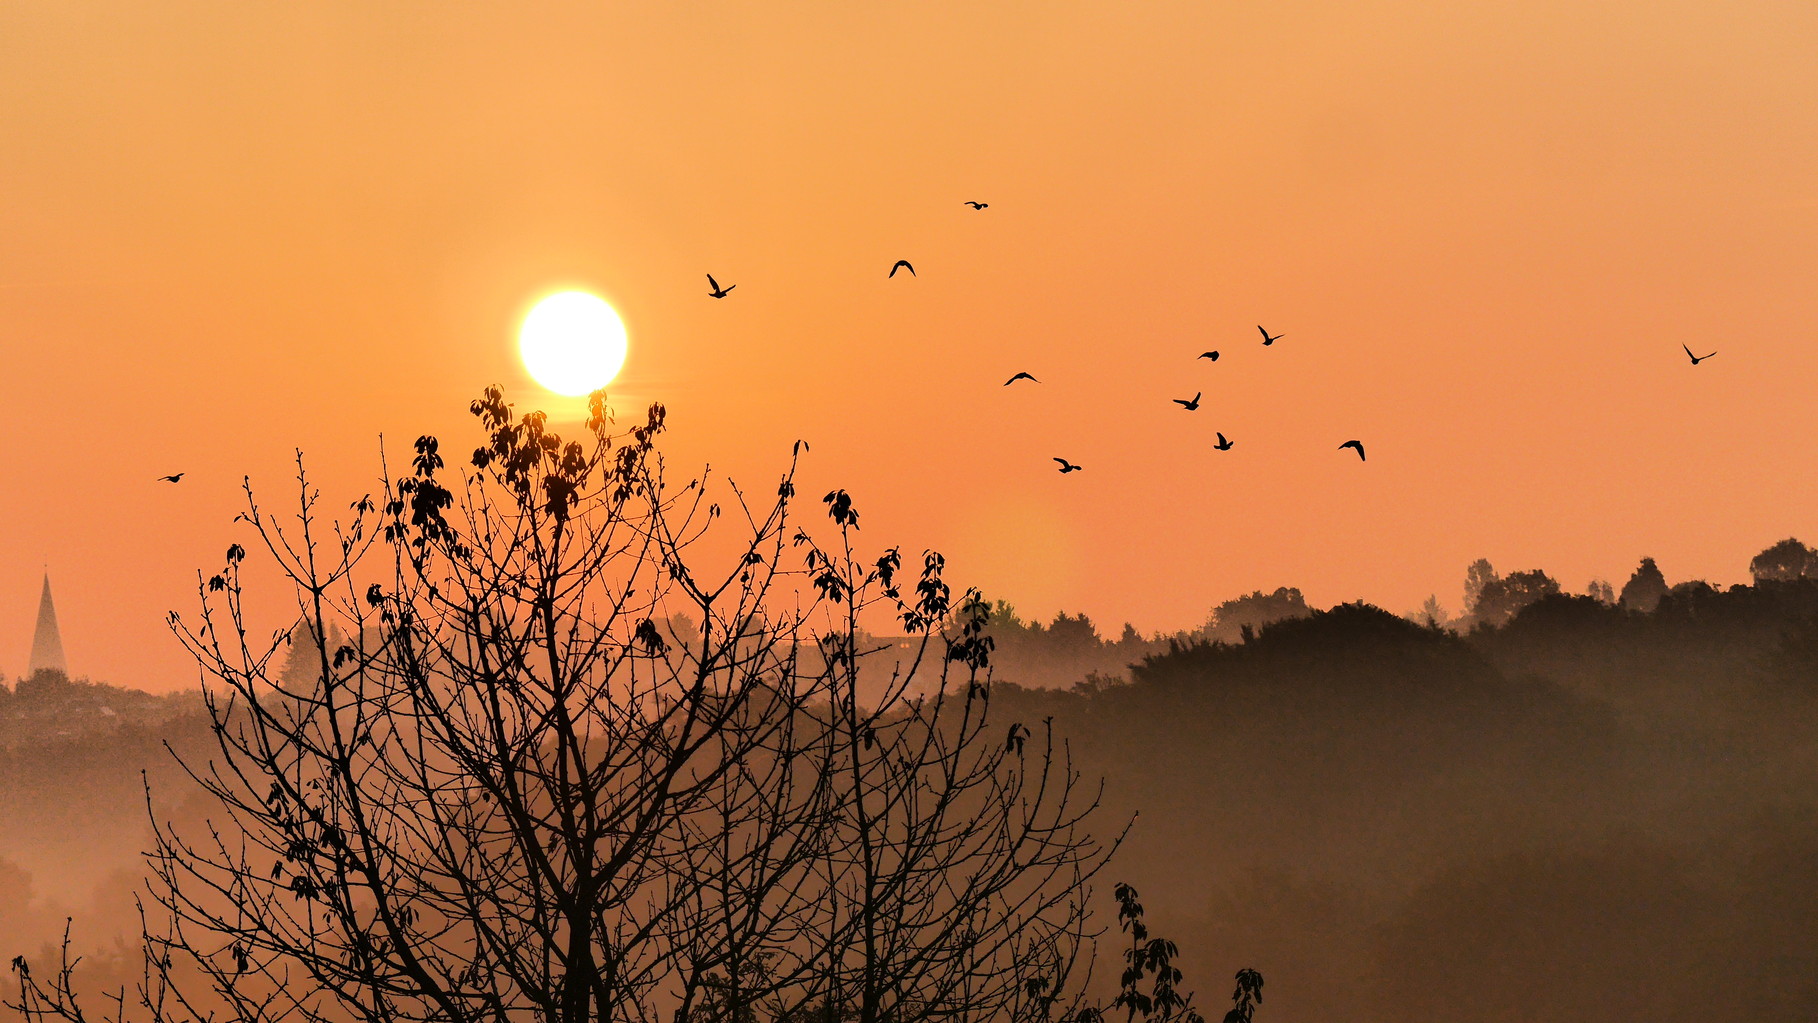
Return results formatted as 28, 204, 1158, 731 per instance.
1053, 458, 1083, 473
1259, 326, 1284, 346
1004, 372, 1039, 386
1339, 440, 1366, 461
1213, 432, 1234, 451
964, 201, 989, 210
889, 260, 916, 278
1199, 351, 1220, 361
1173, 392, 1202, 411
1682, 343, 1716, 365
706, 274, 735, 298
157, 473, 185, 483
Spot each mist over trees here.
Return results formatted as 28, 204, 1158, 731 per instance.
0, 670, 197, 746
1462, 565, 1561, 629
1197, 589, 1311, 644
8, 442, 1818, 1023
982, 565, 1818, 1021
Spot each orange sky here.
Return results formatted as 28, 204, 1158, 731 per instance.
4, 1, 1816, 690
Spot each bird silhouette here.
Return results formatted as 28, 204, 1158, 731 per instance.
706, 274, 735, 298
1682, 343, 1716, 365
1213, 432, 1234, 451
1199, 351, 1220, 361
1259, 325, 1284, 346
964, 201, 989, 210
889, 260, 916, 278
1339, 440, 1366, 461
1004, 372, 1039, 386
1053, 458, 1083, 473
1173, 392, 1202, 411
157, 473, 185, 483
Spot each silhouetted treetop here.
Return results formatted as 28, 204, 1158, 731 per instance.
975, 601, 1160, 687
1200, 588, 1311, 644
1131, 603, 1509, 705
1471, 575, 1818, 702
1750, 537, 1818, 584
1619, 557, 1669, 613
1469, 569, 1562, 630
1493, 593, 1622, 634
1463, 559, 1497, 620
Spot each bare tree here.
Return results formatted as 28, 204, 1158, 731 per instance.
8, 388, 1155, 1023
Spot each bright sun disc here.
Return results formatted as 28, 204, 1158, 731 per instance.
519, 291, 628, 396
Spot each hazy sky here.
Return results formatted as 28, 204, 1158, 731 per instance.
4, 1, 1816, 689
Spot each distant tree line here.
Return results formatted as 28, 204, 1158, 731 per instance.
975, 577, 1818, 1022
1439, 537, 1817, 632
969, 537, 1818, 691
0, 669, 198, 749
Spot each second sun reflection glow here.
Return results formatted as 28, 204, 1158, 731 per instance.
519, 291, 628, 396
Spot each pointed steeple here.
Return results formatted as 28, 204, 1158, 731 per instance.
29, 573, 68, 677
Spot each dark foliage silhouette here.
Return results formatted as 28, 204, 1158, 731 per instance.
1222, 971, 1262, 1023
1462, 559, 1497, 621
1619, 556, 1669, 612
1749, 537, 1818, 583
1468, 568, 1561, 629
1100, 884, 1209, 1023
1199, 588, 1310, 645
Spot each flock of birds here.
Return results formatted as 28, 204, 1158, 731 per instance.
1007, 323, 1365, 472
698, 205, 1727, 478
704, 203, 1359, 474
148, 203, 1724, 484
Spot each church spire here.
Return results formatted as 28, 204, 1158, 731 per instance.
29, 572, 68, 677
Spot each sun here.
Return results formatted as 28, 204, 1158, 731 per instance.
518, 291, 628, 396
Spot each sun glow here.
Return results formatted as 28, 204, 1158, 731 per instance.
518, 291, 628, 396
